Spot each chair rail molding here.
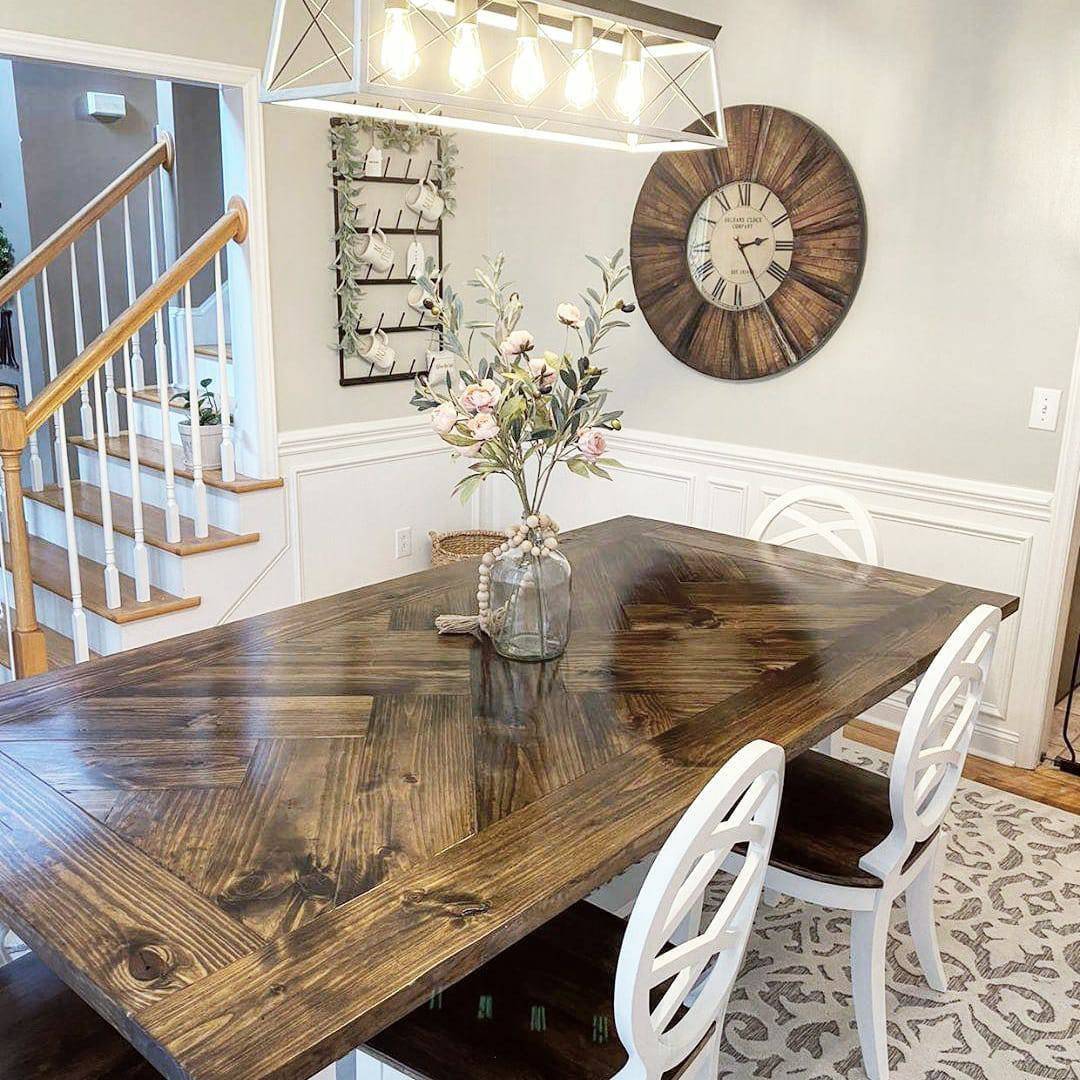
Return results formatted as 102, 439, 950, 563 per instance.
0, 27, 280, 482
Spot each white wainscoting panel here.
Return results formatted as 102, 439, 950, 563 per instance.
279, 418, 477, 603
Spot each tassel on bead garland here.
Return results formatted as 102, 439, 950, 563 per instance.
435, 515, 560, 637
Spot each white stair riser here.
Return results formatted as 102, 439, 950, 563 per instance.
75, 445, 246, 532
25, 498, 189, 596
2, 568, 131, 654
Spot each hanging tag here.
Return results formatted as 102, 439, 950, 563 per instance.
406, 240, 426, 279
364, 145, 384, 177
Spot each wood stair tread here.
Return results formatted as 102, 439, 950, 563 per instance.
119, 384, 186, 413
4, 534, 200, 623
0, 621, 98, 672
70, 433, 284, 494
26, 482, 261, 557
194, 343, 231, 361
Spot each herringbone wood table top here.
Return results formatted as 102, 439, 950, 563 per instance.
0, 517, 1017, 1080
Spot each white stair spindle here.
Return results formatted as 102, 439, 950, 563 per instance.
69, 248, 94, 440
90, 370, 121, 609
40, 268, 61, 484
213, 252, 235, 482
184, 283, 209, 538
154, 307, 181, 544
120, 344, 151, 603
91, 223, 131, 604
122, 195, 145, 391
0, 479, 16, 676
94, 223, 121, 436
40, 268, 89, 662
14, 293, 44, 492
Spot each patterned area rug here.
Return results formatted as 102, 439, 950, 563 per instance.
706, 747, 1080, 1079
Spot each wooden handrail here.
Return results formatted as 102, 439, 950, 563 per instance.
24, 197, 249, 436
0, 135, 174, 309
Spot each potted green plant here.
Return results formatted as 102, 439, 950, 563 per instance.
171, 379, 229, 469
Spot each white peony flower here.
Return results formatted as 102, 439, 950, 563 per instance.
499, 329, 534, 357
577, 427, 607, 462
557, 302, 584, 329
527, 354, 558, 389
430, 402, 458, 436
459, 379, 499, 413
465, 412, 500, 441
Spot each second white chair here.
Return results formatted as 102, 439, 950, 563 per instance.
724, 603, 1000, 1080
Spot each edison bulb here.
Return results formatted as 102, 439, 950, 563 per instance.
511, 2, 545, 102
565, 51, 596, 109
564, 17, 596, 109
511, 35, 545, 100
449, 22, 484, 90
614, 58, 644, 119
381, 2, 418, 80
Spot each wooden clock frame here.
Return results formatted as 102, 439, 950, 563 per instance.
630, 104, 867, 380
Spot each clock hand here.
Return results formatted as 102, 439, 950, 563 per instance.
736, 241, 765, 298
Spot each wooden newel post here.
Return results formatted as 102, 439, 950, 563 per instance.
0, 386, 47, 678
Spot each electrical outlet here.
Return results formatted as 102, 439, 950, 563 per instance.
395, 526, 412, 559
1029, 387, 1062, 431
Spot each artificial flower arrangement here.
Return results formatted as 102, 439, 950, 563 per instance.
409, 251, 633, 660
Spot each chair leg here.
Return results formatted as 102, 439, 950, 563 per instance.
851, 896, 892, 1080
905, 838, 948, 991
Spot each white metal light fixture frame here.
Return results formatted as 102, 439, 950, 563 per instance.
262, 0, 725, 152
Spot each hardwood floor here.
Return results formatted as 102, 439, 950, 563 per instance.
845, 719, 1080, 815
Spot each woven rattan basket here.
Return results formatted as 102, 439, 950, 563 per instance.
429, 529, 504, 567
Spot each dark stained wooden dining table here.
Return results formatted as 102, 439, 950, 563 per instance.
0, 516, 1018, 1080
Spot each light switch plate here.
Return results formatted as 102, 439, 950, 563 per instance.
1029, 387, 1062, 431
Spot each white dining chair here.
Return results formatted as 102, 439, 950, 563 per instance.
749, 483, 881, 756
724, 603, 1000, 1080
356, 740, 785, 1080
747, 483, 881, 567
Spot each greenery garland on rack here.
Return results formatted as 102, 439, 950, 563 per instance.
330, 118, 458, 362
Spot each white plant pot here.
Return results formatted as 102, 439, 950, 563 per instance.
179, 422, 223, 469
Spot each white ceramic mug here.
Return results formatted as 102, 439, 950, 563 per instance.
408, 284, 431, 312
354, 225, 394, 273
404, 180, 445, 222
358, 328, 396, 370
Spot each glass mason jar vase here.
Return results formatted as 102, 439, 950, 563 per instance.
486, 542, 571, 661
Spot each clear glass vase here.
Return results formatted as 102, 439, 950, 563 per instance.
487, 543, 571, 661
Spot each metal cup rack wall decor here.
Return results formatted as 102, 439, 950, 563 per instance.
330, 115, 454, 387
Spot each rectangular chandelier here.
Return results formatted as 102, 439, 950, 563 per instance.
262, 0, 725, 152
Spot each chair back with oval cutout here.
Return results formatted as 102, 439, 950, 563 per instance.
860, 604, 1000, 882
612, 740, 784, 1079
748, 484, 880, 566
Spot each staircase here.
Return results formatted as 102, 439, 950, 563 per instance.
0, 136, 283, 680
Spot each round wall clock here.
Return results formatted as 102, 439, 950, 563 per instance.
630, 104, 866, 380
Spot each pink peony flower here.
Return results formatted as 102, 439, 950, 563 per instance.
527, 354, 558, 389
557, 302, 584, 328
430, 402, 458, 435
465, 412, 500, 441
499, 330, 534, 357
459, 379, 499, 413
577, 427, 607, 462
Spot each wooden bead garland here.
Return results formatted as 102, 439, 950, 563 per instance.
435, 514, 560, 637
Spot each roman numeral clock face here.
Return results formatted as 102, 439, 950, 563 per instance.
629, 104, 867, 380
687, 182, 794, 311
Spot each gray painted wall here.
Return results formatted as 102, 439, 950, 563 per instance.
479, 0, 1080, 491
